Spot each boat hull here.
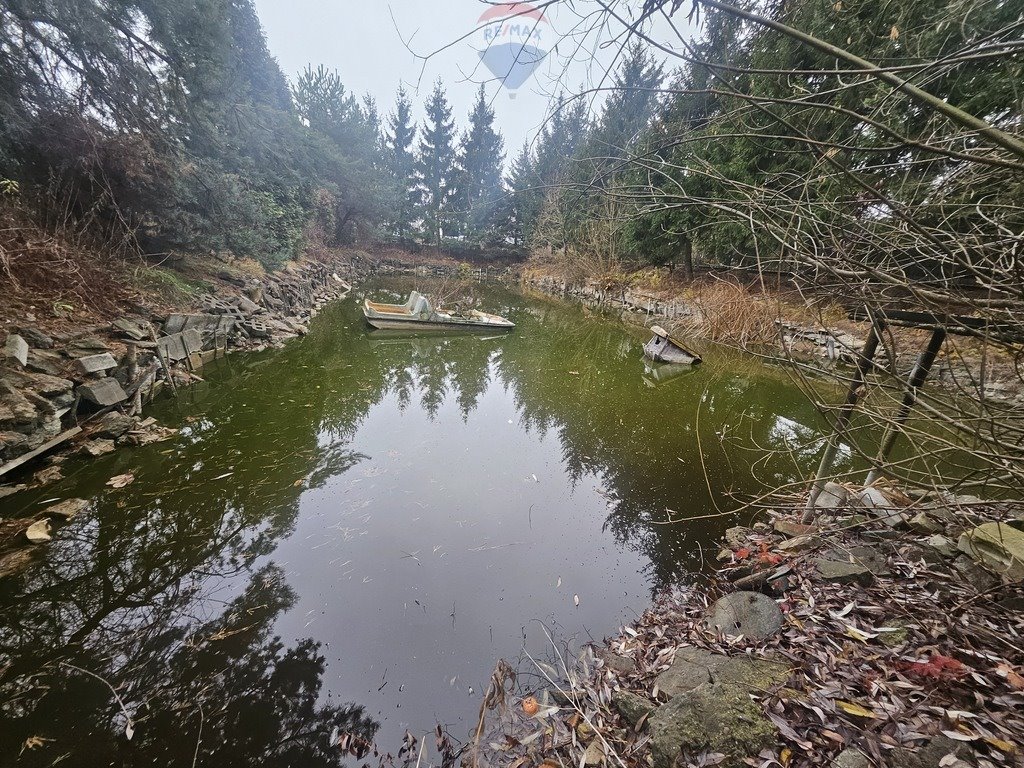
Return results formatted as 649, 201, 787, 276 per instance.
363, 295, 514, 332
643, 325, 702, 365
365, 316, 513, 331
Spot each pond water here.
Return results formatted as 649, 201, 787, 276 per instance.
0, 279, 835, 767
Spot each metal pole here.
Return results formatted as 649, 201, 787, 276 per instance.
864, 326, 947, 486
803, 316, 884, 521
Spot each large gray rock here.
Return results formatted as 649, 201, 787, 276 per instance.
15, 327, 54, 349
0, 382, 38, 426
596, 647, 635, 676
611, 690, 654, 727
0, 430, 28, 457
78, 378, 128, 407
890, 734, 975, 768
656, 647, 789, 698
908, 511, 944, 535
843, 545, 890, 576
774, 520, 818, 538
93, 411, 136, 439
163, 314, 233, 348
66, 336, 110, 357
4, 368, 74, 398
857, 487, 906, 528
833, 748, 871, 768
26, 349, 65, 377
73, 353, 117, 376
156, 329, 203, 361
234, 295, 260, 315
777, 534, 822, 553
958, 522, 1024, 582
814, 557, 874, 586
649, 683, 777, 768
951, 556, 999, 592
3, 334, 28, 367
111, 317, 150, 341
706, 591, 783, 640
814, 482, 851, 510
926, 534, 958, 559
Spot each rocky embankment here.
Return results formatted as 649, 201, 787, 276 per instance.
521, 274, 1024, 403
474, 484, 1023, 768
1, 258, 353, 569
523, 274, 874, 365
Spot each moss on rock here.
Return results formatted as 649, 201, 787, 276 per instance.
649, 683, 777, 768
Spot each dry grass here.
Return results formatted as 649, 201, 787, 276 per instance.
682, 279, 782, 347
0, 205, 140, 320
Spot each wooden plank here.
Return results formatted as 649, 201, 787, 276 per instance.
850, 307, 1024, 344
0, 426, 82, 479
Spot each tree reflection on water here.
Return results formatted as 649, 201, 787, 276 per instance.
0, 280, 834, 765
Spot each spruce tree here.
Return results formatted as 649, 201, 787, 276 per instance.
384, 86, 419, 242
506, 142, 537, 245
453, 85, 506, 243
524, 96, 590, 248
583, 41, 664, 176
416, 79, 457, 250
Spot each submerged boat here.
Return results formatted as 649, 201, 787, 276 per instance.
643, 325, 702, 365
363, 291, 515, 331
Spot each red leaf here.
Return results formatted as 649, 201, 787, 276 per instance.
899, 654, 969, 681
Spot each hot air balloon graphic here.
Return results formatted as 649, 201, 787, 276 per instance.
476, 3, 549, 98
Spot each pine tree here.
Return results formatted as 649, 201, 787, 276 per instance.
506, 142, 537, 245
534, 96, 588, 187
453, 85, 506, 243
524, 96, 590, 248
383, 86, 419, 242
416, 79, 457, 250
584, 41, 664, 176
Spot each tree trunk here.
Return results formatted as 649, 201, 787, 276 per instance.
681, 240, 694, 281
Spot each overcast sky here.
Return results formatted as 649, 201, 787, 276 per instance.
253, 1, 695, 155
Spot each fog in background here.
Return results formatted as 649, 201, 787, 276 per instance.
253, 0, 693, 153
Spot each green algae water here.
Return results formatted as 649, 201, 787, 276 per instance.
0, 279, 836, 767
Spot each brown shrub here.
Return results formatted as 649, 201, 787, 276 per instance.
683, 279, 781, 348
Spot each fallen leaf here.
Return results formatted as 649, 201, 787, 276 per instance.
20, 736, 52, 755
106, 473, 135, 488
941, 729, 978, 742
984, 737, 1016, 754
837, 700, 878, 719
844, 625, 878, 642
995, 662, 1024, 690
24, 519, 52, 543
